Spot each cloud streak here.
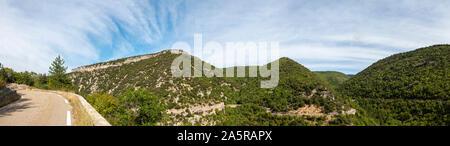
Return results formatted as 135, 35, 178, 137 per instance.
176, 0, 450, 74
1, 0, 449, 74
0, 0, 179, 73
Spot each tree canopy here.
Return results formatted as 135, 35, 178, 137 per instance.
48, 55, 71, 89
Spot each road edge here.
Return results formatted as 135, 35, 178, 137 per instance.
52, 91, 111, 126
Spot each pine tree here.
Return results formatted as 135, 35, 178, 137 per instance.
49, 55, 67, 77
48, 55, 70, 89
0, 63, 5, 82
0, 62, 5, 88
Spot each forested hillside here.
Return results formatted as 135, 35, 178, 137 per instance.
337, 45, 449, 126
70, 45, 449, 126
314, 71, 350, 89
70, 50, 350, 126
340, 45, 449, 100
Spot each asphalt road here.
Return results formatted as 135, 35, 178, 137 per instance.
0, 89, 72, 126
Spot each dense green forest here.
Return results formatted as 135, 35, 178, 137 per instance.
340, 45, 449, 100
314, 71, 350, 89
337, 45, 449, 126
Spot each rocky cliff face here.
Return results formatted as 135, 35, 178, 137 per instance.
71, 49, 183, 73
0, 85, 20, 107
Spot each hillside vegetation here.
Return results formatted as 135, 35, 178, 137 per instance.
70, 45, 449, 126
337, 45, 450, 126
0, 56, 73, 91
340, 45, 449, 100
314, 71, 350, 89
71, 50, 349, 126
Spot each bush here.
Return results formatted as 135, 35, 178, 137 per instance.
0, 80, 6, 88
34, 74, 49, 89
86, 93, 119, 116
85, 87, 167, 126
48, 77, 72, 90
0, 68, 15, 83
13, 71, 35, 86
117, 87, 167, 126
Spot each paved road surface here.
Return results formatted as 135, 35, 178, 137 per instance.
0, 89, 72, 126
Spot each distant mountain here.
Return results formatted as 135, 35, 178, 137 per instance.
314, 71, 350, 89
337, 45, 449, 126
70, 50, 348, 126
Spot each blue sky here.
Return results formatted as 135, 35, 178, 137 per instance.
1, 0, 449, 74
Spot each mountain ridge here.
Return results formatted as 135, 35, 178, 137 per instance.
340, 44, 449, 100
70, 49, 346, 126
336, 44, 449, 126
71, 49, 184, 73
69, 45, 449, 126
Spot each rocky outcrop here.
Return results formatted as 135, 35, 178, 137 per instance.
71, 49, 183, 73
0, 87, 20, 107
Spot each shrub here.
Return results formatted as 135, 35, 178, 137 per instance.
13, 71, 35, 86
117, 87, 167, 126
85, 87, 167, 126
34, 74, 49, 89
86, 93, 119, 117
0, 80, 6, 88
0, 68, 15, 83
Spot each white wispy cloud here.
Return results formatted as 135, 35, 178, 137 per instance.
0, 0, 179, 73
175, 0, 450, 74
1, 0, 449, 74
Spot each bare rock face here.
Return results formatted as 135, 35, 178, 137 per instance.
71, 50, 182, 73
0, 85, 20, 107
